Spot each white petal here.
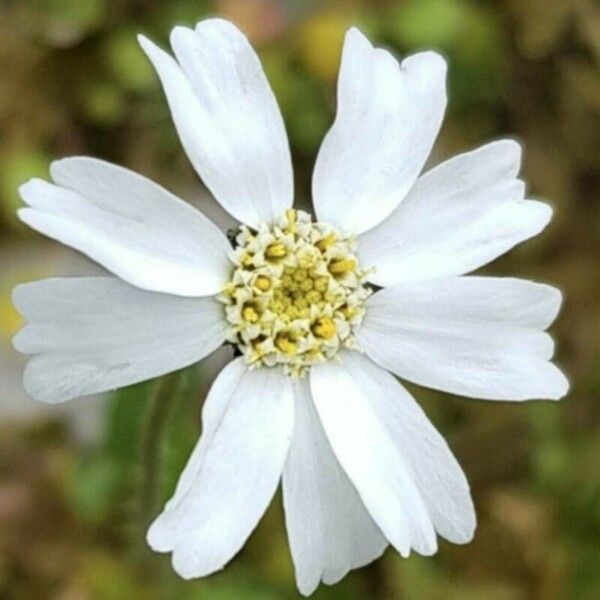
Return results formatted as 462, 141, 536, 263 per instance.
282, 378, 387, 596
148, 357, 247, 550
147, 360, 294, 579
358, 140, 552, 285
312, 28, 447, 235
310, 360, 437, 558
357, 277, 569, 401
139, 19, 293, 228
341, 351, 475, 544
19, 158, 231, 297
12, 277, 227, 403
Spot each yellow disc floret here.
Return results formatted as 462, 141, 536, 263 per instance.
221, 209, 371, 376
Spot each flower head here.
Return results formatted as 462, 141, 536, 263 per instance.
12, 18, 568, 596
223, 208, 369, 375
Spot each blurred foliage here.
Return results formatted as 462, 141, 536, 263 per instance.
1, 0, 599, 598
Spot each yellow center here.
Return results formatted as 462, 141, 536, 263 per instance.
220, 209, 371, 376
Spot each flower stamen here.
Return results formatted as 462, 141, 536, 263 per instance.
221, 210, 370, 376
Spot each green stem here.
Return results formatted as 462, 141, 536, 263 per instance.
139, 371, 182, 529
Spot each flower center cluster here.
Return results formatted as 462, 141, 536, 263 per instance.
221, 209, 370, 376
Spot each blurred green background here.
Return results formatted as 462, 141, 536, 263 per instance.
1, 0, 599, 598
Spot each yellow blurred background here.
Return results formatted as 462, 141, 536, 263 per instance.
1, 0, 599, 598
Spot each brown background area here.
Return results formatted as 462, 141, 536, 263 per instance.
0, 1, 599, 598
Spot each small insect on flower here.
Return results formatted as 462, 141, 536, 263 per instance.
12, 18, 568, 596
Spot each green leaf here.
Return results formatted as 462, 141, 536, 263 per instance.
105, 380, 154, 464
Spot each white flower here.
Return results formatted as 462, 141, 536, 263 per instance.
12, 19, 568, 596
